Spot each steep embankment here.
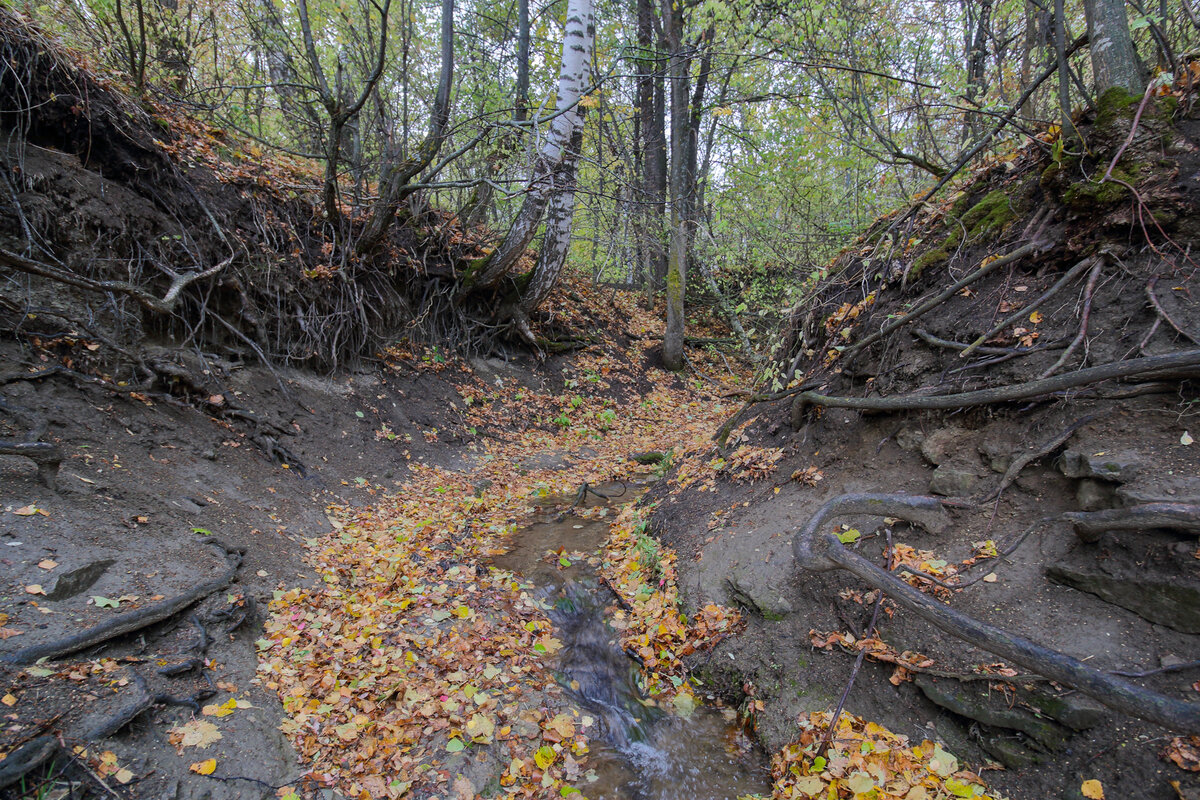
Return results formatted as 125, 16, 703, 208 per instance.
652, 90, 1200, 799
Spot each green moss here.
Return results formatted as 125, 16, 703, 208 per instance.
1095, 87, 1139, 129
908, 244, 950, 280
1062, 163, 1141, 208
959, 189, 1017, 236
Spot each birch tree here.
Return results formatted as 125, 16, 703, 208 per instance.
467, 0, 595, 290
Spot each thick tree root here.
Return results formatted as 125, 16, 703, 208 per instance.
74, 672, 154, 740
792, 348, 1200, 421
1064, 503, 1200, 542
793, 493, 1200, 733
2, 539, 245, 665
0, 735, 58, 790
0, 440, 61, 488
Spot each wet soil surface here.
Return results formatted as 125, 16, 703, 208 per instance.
490, 486, 769, 800
0, 347, 486, 799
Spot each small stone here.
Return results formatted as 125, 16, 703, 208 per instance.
1115, 476, 1200, 506
929, 465, 979, 497
1076, 479, 1113, 511
1059, 449, 1141, 482
894, 426, 925, 452
915, 675, 1067, 747
921, 427, 974, 466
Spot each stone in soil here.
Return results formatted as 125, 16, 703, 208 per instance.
1046, 565, 1200, 634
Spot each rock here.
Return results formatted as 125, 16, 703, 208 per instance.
1024, 688, 1107, 731
725, 572, 793, 620
978, 733, 1044, 769
915, 675, 1067, 747
1058, 449, 1141, 482
168, 497, 205, 515
45, 559, 115, 601
929, 465, 979, 497
978, 439, 1013, 474
894, 426, 925, 453
1076, 479, 1114, 511
1115, 475, 1200, 506
1046, 565, 1200, 634
920, 427, 973, 466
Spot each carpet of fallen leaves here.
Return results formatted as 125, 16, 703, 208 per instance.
773, 712, 1000, 799
254, 285, 1011, 800
257, 288, 753, 799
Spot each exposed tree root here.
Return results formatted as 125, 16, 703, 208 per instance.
74, 672, 154, 740
0, 735, 58, 790
792, 348, 1200, 421
976, 414, 1098, 504
2, 539, 245, 665
1038, 259, 1105, 378
1065, 503, 1200, 542
793, 493, 1200, 733
959, 255, 1101, 358
842, 242, 1043, 363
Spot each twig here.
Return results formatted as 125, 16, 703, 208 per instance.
1111, 659, 1200, 678
794, 494, 1200, 733
818, 531, 892, 756
960, 255, 1099, 358
1038, 259, 1105, 378
1101, 81, 1157, 184
1145, 276, 1200, 346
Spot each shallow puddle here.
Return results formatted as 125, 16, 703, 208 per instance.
491, 483, 771, 800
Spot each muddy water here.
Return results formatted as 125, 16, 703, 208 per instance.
491, 484, 770, 800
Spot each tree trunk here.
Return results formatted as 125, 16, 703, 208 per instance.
661, 0, 688, 371
521, 125, 584, 312
1083, 0, 1145, 95
635, 0, 667, 302
468, 0, 595, 289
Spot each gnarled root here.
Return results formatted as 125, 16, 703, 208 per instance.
1065, 503, 1200, 542
793, 493, 1200, 733
2, 539, 244, 665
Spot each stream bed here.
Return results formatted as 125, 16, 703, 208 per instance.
490, 483, 770, 800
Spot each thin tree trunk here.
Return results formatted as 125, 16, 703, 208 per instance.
662, 0, 688, 371
521, 125, 585, 312
468, 0, 595, 289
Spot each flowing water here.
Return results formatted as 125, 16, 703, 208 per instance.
490, 483, 770, 800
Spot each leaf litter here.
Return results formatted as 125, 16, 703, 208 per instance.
257, 288, 1005, 799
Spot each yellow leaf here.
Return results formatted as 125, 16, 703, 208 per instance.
1029, 311, 1044, 324
1, 693, 17, 706
534, 745, 556, 770
190, 759, 217, 775
1081, 779, 1104, 799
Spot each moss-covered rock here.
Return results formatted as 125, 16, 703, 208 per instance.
1062, 163, 1141, 208
959, 189, 1018, 236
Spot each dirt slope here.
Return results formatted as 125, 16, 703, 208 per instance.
651, 92, 1200, 799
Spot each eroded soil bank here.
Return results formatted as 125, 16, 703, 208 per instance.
650, 94, 1200, 800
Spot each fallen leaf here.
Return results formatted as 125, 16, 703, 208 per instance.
24, 585, 45, 595
189, 759, 217, 775
1, 693, 16, 706
114, 768, 134, 784
37, 559, 58, 570
1182, 432, 1194, 446
168, 719, 222, 750
1081, 779, 1105, 799
13, 505, 44, 517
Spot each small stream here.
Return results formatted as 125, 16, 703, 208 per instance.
490, 483, 770, 800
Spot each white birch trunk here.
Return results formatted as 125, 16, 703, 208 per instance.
470, 0, 594, 289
